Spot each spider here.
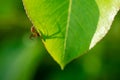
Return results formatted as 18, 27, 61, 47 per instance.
29, 26, 40, 39
29, 24, 63, 41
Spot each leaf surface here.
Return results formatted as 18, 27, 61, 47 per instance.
23, 0, 120, 69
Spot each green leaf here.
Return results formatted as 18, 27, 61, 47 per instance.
22, 0, 99, 69
22, 0, 120, 69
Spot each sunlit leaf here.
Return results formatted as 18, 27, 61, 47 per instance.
90, 0, 120, 48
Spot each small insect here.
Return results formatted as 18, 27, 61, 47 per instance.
29, 26, 40, 39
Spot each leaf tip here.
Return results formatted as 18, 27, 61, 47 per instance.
59, 63, 66, 70
60, 65, 65, 70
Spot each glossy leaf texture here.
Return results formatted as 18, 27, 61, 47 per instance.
22, 0, 120, 69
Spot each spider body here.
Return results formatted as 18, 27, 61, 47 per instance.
29, 26, 39, 39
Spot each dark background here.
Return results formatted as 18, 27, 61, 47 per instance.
0, 0, 120, 80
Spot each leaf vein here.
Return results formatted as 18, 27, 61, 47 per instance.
63, 0, 72, 62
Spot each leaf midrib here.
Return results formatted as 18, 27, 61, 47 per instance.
62, 0, 72, 63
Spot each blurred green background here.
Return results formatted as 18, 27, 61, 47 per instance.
0, 0, 120, 80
